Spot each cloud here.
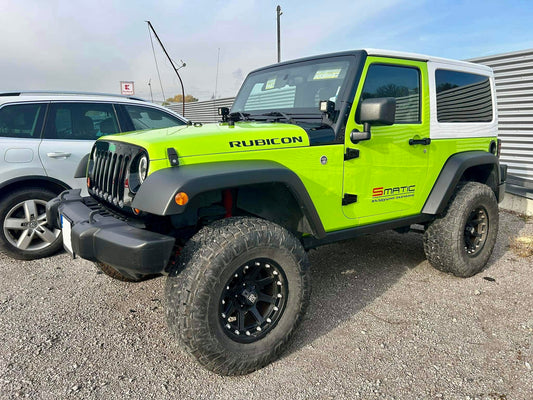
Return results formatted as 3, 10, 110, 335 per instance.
1, 0, 532, 101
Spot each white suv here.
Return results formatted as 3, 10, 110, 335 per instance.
0, 91, 187, 260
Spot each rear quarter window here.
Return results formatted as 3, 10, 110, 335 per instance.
435, 69, 493, 123
124, 105, 185, 130
0, 103, 46, 138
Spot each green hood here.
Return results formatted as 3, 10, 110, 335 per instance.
103, 122, 310, 160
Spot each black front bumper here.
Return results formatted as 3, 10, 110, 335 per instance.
46, 190, 175, 278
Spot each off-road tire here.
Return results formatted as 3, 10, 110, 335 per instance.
94, 262, 142, 282
165, 217, 311, 375
423, 182, 499, 277
0, 187, 63, 260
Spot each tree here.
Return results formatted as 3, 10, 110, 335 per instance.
164, 94, 198, 104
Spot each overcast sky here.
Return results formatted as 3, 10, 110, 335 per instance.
1, 0, 532, 102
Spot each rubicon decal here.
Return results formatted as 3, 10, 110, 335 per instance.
372, 185, 416, 203
229, 136, 303, 148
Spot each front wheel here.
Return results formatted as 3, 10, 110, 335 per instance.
165, 217, 311, 375
423, 182, 499, 277
0, 188, 63, 260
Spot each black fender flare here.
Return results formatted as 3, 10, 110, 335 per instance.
131, 160, 326, 239
422, 151, 501, 215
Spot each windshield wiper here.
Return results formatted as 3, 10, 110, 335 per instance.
260, 111, 295, 124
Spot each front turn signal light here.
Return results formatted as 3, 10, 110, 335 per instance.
175, 192, 189, 206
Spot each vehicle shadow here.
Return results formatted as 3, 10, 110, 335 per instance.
287, 229, 426, 352
285, 210, 523, 354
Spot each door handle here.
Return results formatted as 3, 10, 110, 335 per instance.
409, 138, 431, 146
47, 152, 71, 158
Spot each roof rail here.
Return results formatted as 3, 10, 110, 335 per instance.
0, 90, 147, 102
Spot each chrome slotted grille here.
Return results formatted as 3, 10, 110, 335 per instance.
88, 141, 143, 208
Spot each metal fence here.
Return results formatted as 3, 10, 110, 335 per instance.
165, 97, 234, 123
470, 49, 533, 199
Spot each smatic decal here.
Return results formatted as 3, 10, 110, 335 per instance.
372, 185, 416, 203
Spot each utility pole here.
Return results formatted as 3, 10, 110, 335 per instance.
277, 5, 282, 63
146, 20, 186, 116
214, 48, 220, 100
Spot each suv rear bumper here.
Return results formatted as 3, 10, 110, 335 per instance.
46, 190, 175, 278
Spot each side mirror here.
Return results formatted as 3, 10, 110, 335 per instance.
351, 97, 396, 144
359, 97, 396, 127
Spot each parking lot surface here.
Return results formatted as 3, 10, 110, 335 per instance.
0, 211, 531, 399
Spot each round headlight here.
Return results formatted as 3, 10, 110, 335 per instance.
138, 155, 148, 184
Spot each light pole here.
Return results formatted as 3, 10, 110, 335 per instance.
277, 5, 282, 63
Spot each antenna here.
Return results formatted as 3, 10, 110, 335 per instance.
147, 24, 166, 102
146, 21, 186, 116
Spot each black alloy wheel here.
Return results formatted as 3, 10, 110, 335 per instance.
464, 206, 489, 256
219, 258, 288, 343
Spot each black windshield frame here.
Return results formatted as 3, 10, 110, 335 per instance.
231, 53, 365, 140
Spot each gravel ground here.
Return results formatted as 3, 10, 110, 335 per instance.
0, 210, 531, 399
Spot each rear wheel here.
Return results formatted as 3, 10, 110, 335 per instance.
0, 188, 62, 260
166, 217, 310, 375
423, 182, 499, 277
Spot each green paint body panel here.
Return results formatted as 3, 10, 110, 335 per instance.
94, 54, 499, 236
103, 122, 310, 161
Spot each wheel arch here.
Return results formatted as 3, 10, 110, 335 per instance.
0, 176, 70, 201
422, 151, 501, 215
131, 160, 326, 239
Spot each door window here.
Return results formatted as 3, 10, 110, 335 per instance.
360, 64, 421, 123
124, 105, 186, 130
0, 103, 46, 138
44, 103, 120, 140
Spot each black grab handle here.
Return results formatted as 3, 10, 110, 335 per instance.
409, 138, 431, 145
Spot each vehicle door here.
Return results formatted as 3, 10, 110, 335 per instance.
0, 102, 48, 183
342, 58, 431, 224
38, 102, 121, 192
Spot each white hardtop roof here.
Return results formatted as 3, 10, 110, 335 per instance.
364, 48, 493, 73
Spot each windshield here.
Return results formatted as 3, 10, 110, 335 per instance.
231, 56, 357, 119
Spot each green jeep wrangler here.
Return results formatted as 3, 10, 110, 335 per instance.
47, 49, 507, 375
